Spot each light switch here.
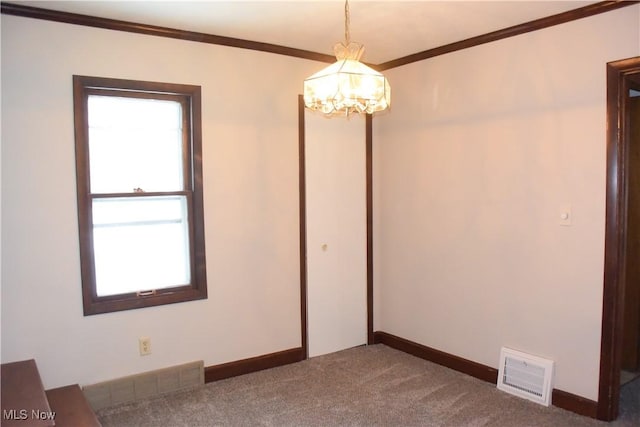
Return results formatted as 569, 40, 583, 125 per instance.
559, 204, 572, 226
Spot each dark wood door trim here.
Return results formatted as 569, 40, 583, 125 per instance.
366, 114, 374, 345
599, 56, 640, 421
298, 95, 309, 359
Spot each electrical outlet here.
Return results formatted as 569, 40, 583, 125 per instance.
139, 337, 151, 356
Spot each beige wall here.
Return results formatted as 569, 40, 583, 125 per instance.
3, 4, 640, 402
1, 15, 320, 388
373, 6, 639, 401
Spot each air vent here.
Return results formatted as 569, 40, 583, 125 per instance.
83, 360, 204, 410
497, 347, 554, 406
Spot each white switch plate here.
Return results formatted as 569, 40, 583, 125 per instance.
559, 204, 572, 226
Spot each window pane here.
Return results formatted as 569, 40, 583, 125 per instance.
88, 95, 184, 193
92, 196, 191, 296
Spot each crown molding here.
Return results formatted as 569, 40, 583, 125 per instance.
1, 1, 637, 69
0, 2, 335, 64
377, 0, 638, 71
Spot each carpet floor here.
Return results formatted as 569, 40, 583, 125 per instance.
97, 344, 640, 426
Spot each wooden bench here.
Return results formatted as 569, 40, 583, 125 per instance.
46, 385, 100, 427
1, 359, 100, 427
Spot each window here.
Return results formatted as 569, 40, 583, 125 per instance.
73, 75, 207, 315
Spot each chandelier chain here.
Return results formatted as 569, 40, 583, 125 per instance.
344, 0, 350, 44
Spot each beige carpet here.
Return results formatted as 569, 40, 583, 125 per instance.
97, 344, 640, 426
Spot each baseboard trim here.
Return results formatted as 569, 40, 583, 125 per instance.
552, 389, 598, 419
374, 331, 497, 383
204, 347, 304, 383
373, 331, 598, 419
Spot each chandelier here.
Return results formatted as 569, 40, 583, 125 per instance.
303, 0, 390, 116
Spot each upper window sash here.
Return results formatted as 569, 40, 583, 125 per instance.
86, 93, 188, 194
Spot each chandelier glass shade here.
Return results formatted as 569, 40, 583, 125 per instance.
303, 1, 390, 116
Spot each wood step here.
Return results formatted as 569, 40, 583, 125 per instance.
1, 359, 55, 426
2, 360, 102, 427
45, 385, 101, 427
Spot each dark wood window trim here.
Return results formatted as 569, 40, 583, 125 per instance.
73, 75, 207, 315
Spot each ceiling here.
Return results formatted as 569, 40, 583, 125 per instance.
15, 1, 598, 64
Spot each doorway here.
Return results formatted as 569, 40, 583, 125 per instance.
621, 85, 640, 385
305, 108, 367, 357
297, 96, 374, 359
599, 56, 640, 421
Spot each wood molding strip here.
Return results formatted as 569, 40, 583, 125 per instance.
0, 2, 335, 64
204, 347, 304, 383
366, 114, 374, 345
298, 95, 309, 359
553, 389, 598, 419
377, 0, 638, 71
599, 60, 625, 421
599, 56, 640, 421
373, 331, 497, 383
374, 331, 599, 419
2, 1, 636, 70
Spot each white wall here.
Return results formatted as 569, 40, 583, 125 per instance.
1, 15, 321, 388
374, 6, 639, 401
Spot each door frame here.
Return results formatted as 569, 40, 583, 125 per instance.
297, 95, 374, 359
598, 56, 640, 421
